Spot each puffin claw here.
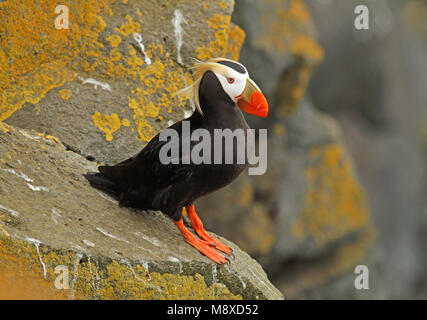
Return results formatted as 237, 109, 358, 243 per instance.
185, 205, 233, 262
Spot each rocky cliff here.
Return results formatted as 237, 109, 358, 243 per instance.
0, 122, 282, 299
0, 0, 282, 300
0, 0, 379, 300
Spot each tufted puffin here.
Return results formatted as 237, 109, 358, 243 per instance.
86, 58, 268, 264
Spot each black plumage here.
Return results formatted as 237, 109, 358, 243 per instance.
90, 71, 249, 221
86, 59, 268, 264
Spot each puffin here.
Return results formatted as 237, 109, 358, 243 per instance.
86, 58, 268, 264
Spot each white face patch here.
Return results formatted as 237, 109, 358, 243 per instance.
214, 69, 248, 103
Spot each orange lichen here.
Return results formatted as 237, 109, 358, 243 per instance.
0, 0, 110, 121
106, 34, 123, 47
0, 237, 67, 300
0, 236, 241, 300
115, 14, 141, 36
195, 14, 231, 60
37, 132, 60, 143
1, 0, 242, 145
277, 65, 312, 117
0, 122, 10, 133
288, 0, 310, 22
255, 0, 323, 63
92, 112, 122, 142
291, 143, 371, 245
119, 43, 193, 141
290, 35, 324, 62
109, 48, 122, 61
59, 89, 72, 101
219, 0, 231, 9
121, 118, 131, 127
226, 24, 246, 61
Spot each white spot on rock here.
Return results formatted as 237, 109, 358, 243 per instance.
94, 190, 119, 205
120, 258, 144, 281
1, 167, 48, 191
18, 130, 40, 141
82, 239, 95, 247
225, 265, 246, 290
96, 227, 124, 241
26, 237, 47, 278
212, 265, 217, 283
168, 256, 183, 273
51, 208, 62, 224
172, 9, 186, 65
27, 183, 49, 192
249, 268, 270, 291
133, 33, 152, 65
134, 231, 163, 247
0, 204, 20, 217
1, 168, 33, 182
79, 76, 111, 91
71, 253, 83, 300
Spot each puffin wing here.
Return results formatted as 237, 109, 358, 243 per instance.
98, 122, 194, 189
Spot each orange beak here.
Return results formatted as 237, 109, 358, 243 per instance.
236, 78, 268, 118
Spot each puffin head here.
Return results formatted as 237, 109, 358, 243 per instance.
178, 58, 268, 118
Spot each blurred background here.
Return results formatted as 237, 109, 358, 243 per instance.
198, 0, 427, 299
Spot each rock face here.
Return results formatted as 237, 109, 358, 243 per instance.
0, 0, 380, 300
2, 0, 241, 164
0, 122, 282, 299
0, 0, 282, 300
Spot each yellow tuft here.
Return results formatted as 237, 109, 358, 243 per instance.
176, 58, 242, 116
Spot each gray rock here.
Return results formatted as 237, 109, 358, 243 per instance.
5, 0, 236, 164
0, 123, 283, 300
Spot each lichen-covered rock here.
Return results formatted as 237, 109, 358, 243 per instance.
0, 0, 379, 299
233, 0, 324, 118
0, 0, 284, 300
1, 0, 239, 163
0, 122, 283, 300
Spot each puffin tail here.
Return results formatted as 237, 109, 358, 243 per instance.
84, 171, 121, 198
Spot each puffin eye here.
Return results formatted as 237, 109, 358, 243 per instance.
227, 77, 235, 84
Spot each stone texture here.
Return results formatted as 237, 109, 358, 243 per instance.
0, 0, 384, 300
0, 0, 285, 300
0, 122, 283, 300
2, 0, 237, 164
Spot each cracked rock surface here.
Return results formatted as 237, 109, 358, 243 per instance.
0, 123, 283, 299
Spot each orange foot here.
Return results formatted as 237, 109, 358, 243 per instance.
175, 219, 227, 264
186, 205, 233, 257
